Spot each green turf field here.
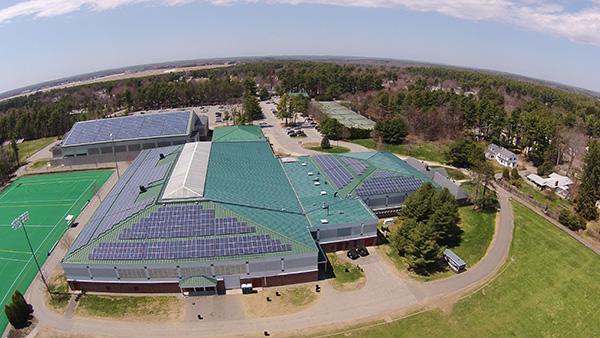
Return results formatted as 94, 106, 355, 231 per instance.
0, 170, 112, 332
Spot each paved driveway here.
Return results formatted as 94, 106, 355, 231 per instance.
258, 101, 369, 156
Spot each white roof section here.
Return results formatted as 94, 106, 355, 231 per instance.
527, 174, 547, 186
527, 172, 573, 189
162, 142, 212, 200
547, 173, 573, 188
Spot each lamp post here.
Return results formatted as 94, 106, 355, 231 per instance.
11, 212, 52, 296
110, 133, 121, 178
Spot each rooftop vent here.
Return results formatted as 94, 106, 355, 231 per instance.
139, 185, 147, 193
159, 153, 165, 160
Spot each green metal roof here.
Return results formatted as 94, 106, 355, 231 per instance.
65, 135, 318, 266
353, 152, 430, 180
204, 141, 303, 213
212, 125, 266, 142
179, 275, 217, 288
281, 152, 441, 222
281, 157, 377, 228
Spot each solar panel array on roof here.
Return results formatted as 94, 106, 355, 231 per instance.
119, 205, 256, 240
89, 234, 292, 260
63, 112, 190, 146
313, 155, 353, 189
356, 176, 423, 197
340, 157, 368, 175
370, 169, 404, 178
69, 146, 177, 253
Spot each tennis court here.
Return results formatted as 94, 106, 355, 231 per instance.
0, 170, 112, 332
317, 101, 376, 130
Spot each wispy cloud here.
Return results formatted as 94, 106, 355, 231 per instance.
1, 0, 600, 46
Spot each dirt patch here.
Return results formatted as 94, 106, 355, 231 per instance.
329, 276, 366, 291
241, 285, 319, 318
33, 326, 105, 338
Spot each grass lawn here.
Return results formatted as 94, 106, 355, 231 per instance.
76, 295, 183, 320
242, 286, 318, 318
516, 181, 570, 212
327, 253, 365, 286
453, 207, 496, 264
349, 139, 447, 164
17, 137, 56, 162
384, 206, 495, 281
30, 159, 50, 169
47, 273, 70, 312
327, 202, 600, 337
305, 143, 350, 153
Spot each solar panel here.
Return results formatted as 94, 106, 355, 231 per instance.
313, 155, 353, 189
70, 146, 178, 252
63, 112, 190, 146
119, 205, 257, 240
356, 176, 423, 197
89, 234, 292, 261
340, 157, 368, 175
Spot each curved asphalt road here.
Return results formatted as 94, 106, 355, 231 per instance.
23, 186, 514, 337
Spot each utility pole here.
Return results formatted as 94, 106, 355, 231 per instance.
110, 133, 121, 178
11, 212, 52, 297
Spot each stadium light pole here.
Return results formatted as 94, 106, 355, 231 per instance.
110, 133, 121, 178
11, 212, 53, 296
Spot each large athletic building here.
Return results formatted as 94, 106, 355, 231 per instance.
51, 111, 209, 166
62, 126, 467, 294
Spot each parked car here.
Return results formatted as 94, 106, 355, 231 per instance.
357, 247, 369, 257
347, 249, 360, 260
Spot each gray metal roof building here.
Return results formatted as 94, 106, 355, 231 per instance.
52, 111, 208, 166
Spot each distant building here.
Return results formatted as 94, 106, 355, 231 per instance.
526, 172, 574, 199
403, 157, 470, 204
51, 111, 208, 166
486, 144, 517, 168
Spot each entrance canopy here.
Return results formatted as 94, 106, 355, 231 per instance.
179, 275, 218, 289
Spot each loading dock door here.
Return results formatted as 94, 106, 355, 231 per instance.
223, 275, 241, 289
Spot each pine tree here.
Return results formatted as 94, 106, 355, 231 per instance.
401, 183, 436, 222
510, 167, 519, 180
4, 290, 31, 329
403, 222, 442, 272
320, 136, 331, 149
10, 137, 19, 166
502, 167, 510, 180
576, 140, 600, 221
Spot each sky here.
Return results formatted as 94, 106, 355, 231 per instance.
0, 0, 600, 93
